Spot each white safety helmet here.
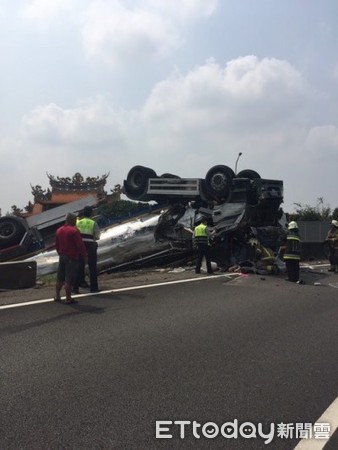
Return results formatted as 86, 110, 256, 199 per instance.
288, 221, 298, 230
248, 238, 259, 247
331, 219, 338, 227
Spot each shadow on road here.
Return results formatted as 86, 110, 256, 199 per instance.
0, 303, 105, 337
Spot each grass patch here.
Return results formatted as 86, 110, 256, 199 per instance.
38, 274, 57, 285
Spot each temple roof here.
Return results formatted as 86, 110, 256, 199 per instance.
24, 172, 121, 216
47, 172, 109, 192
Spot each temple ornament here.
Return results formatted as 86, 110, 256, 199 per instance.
47, 172, 109, 192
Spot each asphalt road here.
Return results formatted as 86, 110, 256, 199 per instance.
0, 274, 337, 450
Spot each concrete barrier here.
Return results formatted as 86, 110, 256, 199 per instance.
0, 261, 37, 289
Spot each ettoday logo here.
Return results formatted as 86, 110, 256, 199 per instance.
155, 420, 275, 444
155, 420, 331, 444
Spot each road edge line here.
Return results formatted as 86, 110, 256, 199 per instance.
0, 273, 237, 310
294, 396, 338, 449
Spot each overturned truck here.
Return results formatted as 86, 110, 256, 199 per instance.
123, 164, 286, 271
0, 196, 97, 262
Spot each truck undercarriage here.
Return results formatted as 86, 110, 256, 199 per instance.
123, 164, 286, 272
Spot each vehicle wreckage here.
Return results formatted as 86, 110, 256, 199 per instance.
0, 196, 97, 262
121, 164, 287, 274
1, 164, 287, 279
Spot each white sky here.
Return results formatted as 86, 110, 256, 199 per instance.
1, 0, 337, 215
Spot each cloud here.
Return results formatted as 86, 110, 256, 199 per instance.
18, 0, 219, 69
141, 56, 308, 156
20, 97, 128, 148
136, 56, 322, 192
143, 0, 218, 21
22, 55, 305, 180
21, 0, 71, 23
333, 63, 338, 80
81, 1, 180, 67
80, 0, 218, 67
82, 6, 178, 67
1, 55, 335, 214
306, 125, 338, 159
1, 97, 132, 213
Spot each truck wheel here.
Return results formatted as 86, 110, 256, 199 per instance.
0, 216, 26, 249
205, 165, 235, 201
125, 165, 157, 196
236, 169, 261, 180
123, 181, 151, 201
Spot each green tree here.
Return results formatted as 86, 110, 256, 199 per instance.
98, 200, 151, 220
291, 197, 332, 221
331, 207, 338, 220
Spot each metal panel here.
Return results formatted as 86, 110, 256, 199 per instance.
298, 221, 330, 243
26, 195, 97, 230
147, 178, 201, 197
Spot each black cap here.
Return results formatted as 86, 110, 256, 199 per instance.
66, 212, 77, 223
83, 206, 93, 217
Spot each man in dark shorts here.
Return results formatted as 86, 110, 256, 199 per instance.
55, 212, 87, 304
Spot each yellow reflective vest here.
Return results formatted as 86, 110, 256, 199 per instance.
76, 218, 96, 242
283, 232, 301, 261
193, 223, 209, 246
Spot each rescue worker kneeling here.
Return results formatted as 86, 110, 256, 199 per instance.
248, 238, 277, 274
193, 217, 213, 274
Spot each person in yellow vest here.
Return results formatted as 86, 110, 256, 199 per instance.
326, 219, 338, 272
283, 221, 301, 282
73, 206, 101, 293
193, 217, 213, 274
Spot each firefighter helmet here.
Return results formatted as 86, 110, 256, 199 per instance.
288, 221, 298, 230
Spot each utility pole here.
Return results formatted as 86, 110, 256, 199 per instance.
235, 152, 242, 175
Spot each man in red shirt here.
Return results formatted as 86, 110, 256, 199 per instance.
55, 212, 87, 304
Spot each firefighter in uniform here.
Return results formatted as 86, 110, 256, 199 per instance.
283, 221, 301, 282
326, 219, 338, 272
248, 238, 278, 274
74, 206, 100, 293
193, 217, 213, 274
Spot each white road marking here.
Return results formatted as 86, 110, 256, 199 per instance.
294, 396, 338, 449
0, 273, 237, 310
0, 262, 333, 311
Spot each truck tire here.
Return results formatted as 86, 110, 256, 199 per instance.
125, 166, 157, 196
123, 181, 151, 201
236, 169, 261, 180
204, 165, 234, 201
0, 216, 26, 249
